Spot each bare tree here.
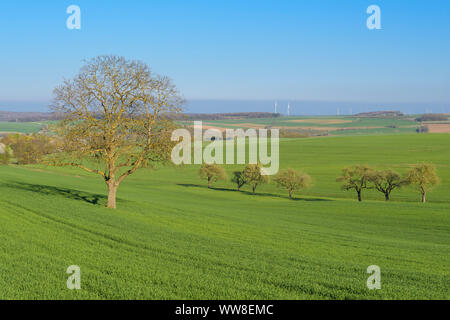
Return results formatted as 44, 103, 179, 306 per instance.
231, 171, 247, 191
199, 164, 227, 189
405, 163, 439, 203
49, 55, 183, 208
242, 163, 269, 194
369, 169, 407, 201
337, 165, 373, 202
275, 168, 311, 200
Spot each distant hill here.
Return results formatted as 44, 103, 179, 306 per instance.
176, 112, 281, 120
0, 111, 60, 122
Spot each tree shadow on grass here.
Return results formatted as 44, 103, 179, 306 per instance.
4, 182, 110, 206
177, 184, 332, 202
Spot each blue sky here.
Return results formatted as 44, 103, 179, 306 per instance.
0, 0, 449, 113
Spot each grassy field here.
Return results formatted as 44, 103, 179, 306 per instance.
197, 115, 422, 136
0, 133, 449, 299
0, 121, 45, 134
0, 116, 435, 136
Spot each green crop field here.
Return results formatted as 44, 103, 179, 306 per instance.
0, 133, 449, 300
0, 122, 45, 134
194, 115, 423, 136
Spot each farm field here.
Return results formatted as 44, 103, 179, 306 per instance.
0, 122, 46, 134
0, 133, 449, 299
2, 114, 449, 136
189, 115, 432, 136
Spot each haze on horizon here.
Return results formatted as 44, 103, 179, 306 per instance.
0, 0, 449, 114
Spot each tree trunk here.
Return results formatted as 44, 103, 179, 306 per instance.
107, 181, 118, 209
422, 192, 426, 203
357, 190, 362, 202
385, 192, 390, 201
289, 190, 293, 200
208, 177, 211, 189
253, 184, 256, 194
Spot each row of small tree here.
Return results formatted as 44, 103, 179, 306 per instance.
199, 163, 312, 200
199, 163, 440, 203
337, 164, 439, 203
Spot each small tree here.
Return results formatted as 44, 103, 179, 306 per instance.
337, 165, 373, 202
369, 169, 407, 201
242, 163, 269, 194
275, 168, 311, 200
231, 171, 247, 191
405, 163, 439, 203
199, 164, 227, 188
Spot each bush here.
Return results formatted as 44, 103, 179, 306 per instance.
2, 133, 57, 165
0, 149, 11, 165
416, 125, 429, 133
0, 142, 11, 164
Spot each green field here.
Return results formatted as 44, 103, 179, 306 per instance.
0, 122, 45, 134
0, 134, 449, 299
195, 115, 423, 136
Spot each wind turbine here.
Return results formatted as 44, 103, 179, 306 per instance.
287, 103, 291, 116
274, 101, 278, 114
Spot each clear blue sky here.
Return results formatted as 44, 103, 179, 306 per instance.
0, 0, 449, 113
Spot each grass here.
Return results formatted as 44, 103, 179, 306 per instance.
192, 116, 421, 136
0, 133, 449, 299
0, 121, 45, 134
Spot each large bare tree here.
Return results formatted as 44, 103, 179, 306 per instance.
50, 55, 183, 208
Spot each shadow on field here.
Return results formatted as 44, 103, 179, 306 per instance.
177, 184, 332, 202
4, 182, 108, 206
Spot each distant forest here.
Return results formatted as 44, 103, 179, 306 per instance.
0, 111, 281, 122
0, 111, 61, 122
171, 112, 281, 120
